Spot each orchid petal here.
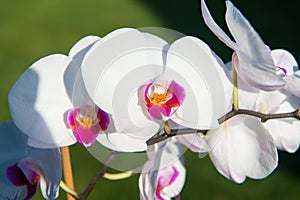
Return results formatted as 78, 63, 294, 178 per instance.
235, 50, 286, 91
224, 61, 259, 110
0, 121, 29, 199
81, 28, 166, 145
237, 78, 260, 110
74, 128, 99, 147
65, 36, 101, 103
256, 89, 290, 114
6, 164, 38, 200
200, 0, 237, 49
16, 160, 40, 186
225, 1, 273, 68
13, 160, 40, 200
264, 118, 300, 153
284, 71, 300, 97
263, 94, 300, 152
27, 136, 74, 149
225, 1, 285, 90
81, 28, 167, 113
226, 61, 259, 109
29, 148, 61, 199
144, 80, 186, 120
0, 121, 27, 162
68, 35, 100, 59
97, 109, 157, 153
97, 131, 150, 152
139, 141, 185, 200
203, 0, 285, 91
166, 36, 232, 129
1, 163, 27, 200
66, 106, 109, 146
271, 49, 298, 76
0, 121, 61, 199
6, 163, 28, 186
146, 139, 183, 168
208, 116, 278, 183
176, 133, 210, 153
167, 120, 210, 153
9, 54, 76, 148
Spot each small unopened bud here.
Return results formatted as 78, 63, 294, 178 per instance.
164, 121, 171, 135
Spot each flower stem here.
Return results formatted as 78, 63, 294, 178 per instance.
146, 107, 300, 146
218, 107, 300, 124
60, 181, 79, 198
103, 171, 133, 180
232, 53, 239, 111
78, 151, 117, 200
146, 128, 208, 146
61, 146, 75, 200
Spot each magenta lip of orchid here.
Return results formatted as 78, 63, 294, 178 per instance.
6, 161, 41, 200
144, 79, 186, 120
67, 105, 110, 146
276, 66, 287, 78
155, 166, 180, 200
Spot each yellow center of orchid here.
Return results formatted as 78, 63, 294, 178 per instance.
148, 83, 172, 105
150, 92, 172, 105
78, 115, 94, 128
76, 105, 99, 128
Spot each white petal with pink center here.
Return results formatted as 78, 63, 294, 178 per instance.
8, 36, 102, 148
0, 121, 61, 199
139, 140, 186, 200
81, 28, 232, 152
271, 49, 300, 97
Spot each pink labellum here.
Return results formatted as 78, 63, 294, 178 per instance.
155, 166, 180, 200
144, 80, 185, 120
6, 162, 40, 200
67, 105, 110, 146
276, 66, 287, 78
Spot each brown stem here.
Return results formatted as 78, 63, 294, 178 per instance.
146, 107, 300, 146
218, 107, 299, 123
61, 146, 76, 200
78, 151, 117, 200
146, 128, 208, 146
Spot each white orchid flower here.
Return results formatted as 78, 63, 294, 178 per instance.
271, 49, 300, 97
139, 140, 185, 200
80, 28, 232, 152
206, 114, 278, 183
0, 121, 61, 199
255, 49, 300, 152
206, 49, 300, 183
8, 36, 110, 148
201, 0, 285, 91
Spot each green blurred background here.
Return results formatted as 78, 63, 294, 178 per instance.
0, 0, 299, 199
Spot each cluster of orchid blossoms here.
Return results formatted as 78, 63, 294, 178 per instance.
1, 0, 300, 199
